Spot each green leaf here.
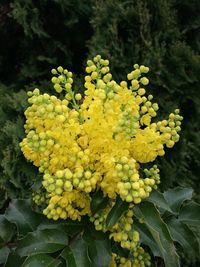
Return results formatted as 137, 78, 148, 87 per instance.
133, 202, 180, 267
106, 196, 129, 228
4, 251, 24, 267
31, 177, 42, 191
61, 247, 77, 267
133, 221, 160, 257
147, 190, 173, 213
37, 219, 84, 236
167, 217, 200, 258
70, 237, 91, 267
87, 239, 111, 267
0, 215, 16, 244
37, 219, 66, 230
91, 190, 110, 214
163, 188, 193, 213
17, 229, 68, 257
0, 246, 10, 264
21, 253, 61, 267
179, 202, 200, 226
63, 220, 85, 236
83, 226, 111, 267
111, 241, 129, 258
5, 199, 43, 236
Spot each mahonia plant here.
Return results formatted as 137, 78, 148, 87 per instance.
20, 55, 182, 267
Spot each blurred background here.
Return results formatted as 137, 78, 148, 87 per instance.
0, 0, 199, 212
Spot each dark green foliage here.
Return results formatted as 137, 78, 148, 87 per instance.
105, 196, 129, 228
136, 188, 200, 265
0, 0, 92, 86
142, 187, 200, 266
1, 0, 199, 207
90, 189, 110, 214
87, 0, 200, 198
0, 85, 38, 207
0, 0, 93, 208
0, 199, 112, 267
134, 202, 180, 267
0, 189, 200, 266
0, 3, 199, 265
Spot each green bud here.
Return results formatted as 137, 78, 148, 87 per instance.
140, 77, 149, 85
51, 68, 57, 75
65, 83, 72, 90
51, 77, 58, 84
57, 66, 63, 73
54, 84, 62, 93
75, 93, 82, 101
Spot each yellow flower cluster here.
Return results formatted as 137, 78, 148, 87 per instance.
20, 55, 182, 266
109, 210, 139, 250
89, 202, 151, 265
32, 188, 49, 206
90, 206, 138, 250
43, 190, 91, 221
109, 247, 151, 267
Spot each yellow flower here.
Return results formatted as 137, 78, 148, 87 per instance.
21, 57, 182, 248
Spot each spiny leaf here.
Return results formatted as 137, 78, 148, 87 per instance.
0, 246, 10, 264
106, 196, 129, 228
0, 215, 16, 244
21, 253, 61, 267
5, 199, 43, 236
61, 247, 77, 267
4, 251, 24, 267
83, 226, 111, 267
179, 202, 200, 226
133, 221, 160, 257
133, 202, 180, 267
163, 187, 193, 214
37, 219, 83, 236
91, 190, 110, 214
146, 190, 173, 213
70, 236, 91, 267
167, 217, 200, 258
17, 229, 68, 257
